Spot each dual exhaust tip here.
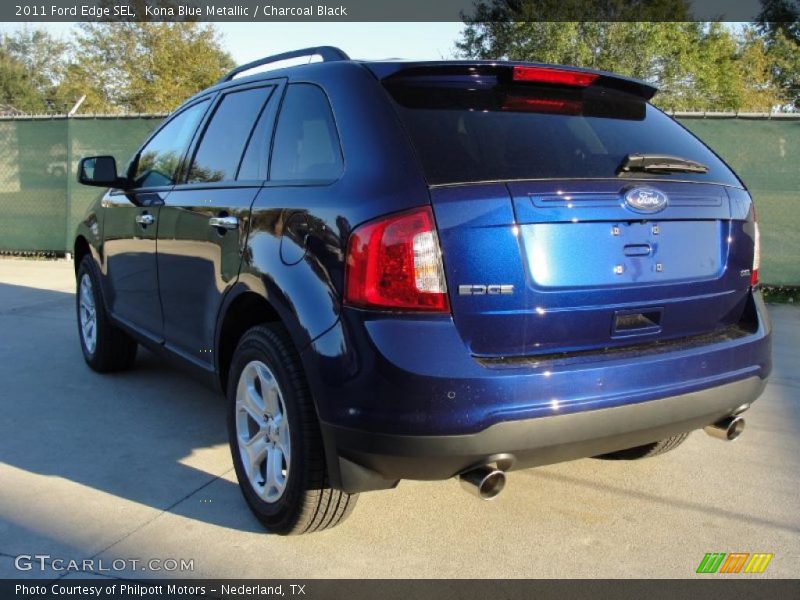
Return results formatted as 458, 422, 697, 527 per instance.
459, 465, 506, 500
704, 415, 746, 442
459, 413, 746, 499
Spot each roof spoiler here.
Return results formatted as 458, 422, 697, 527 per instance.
376, 62, 658, 100
217, 46, 350, 84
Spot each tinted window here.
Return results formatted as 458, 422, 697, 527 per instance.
238, 86, 281, 181
188, 86, 274, 183
387, 82, 739, 186
271, 84, 343, 182
133, 100, 208, 188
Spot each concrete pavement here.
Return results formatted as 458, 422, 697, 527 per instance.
1, 258, 798, 579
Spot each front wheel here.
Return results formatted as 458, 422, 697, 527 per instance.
76, 256, 137, 372
227, 324, 357, 534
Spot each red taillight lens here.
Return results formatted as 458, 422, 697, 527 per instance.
751, 221, 760, 287
345, 206, 449, 312
501, 95, 583, 115
512, 66, 599, 87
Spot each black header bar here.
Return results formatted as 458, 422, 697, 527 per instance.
3, 579, 800, 600
1, 0, 786, 22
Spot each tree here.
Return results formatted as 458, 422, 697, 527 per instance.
458, 0, 692, 24
0, 49, 43, 113
57, 21, 235, 113
757, 0, 800, 109
736, 27, 787, 111
0, 28, 68, 112
456, 2, 791, 111
455, 0, 692, 64
757, 0, 800, 41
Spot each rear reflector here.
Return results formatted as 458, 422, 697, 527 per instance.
345, 206, 450, 312
512, 66, 599, 87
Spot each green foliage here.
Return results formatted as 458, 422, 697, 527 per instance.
456, 2, 796, 111
459, 0, 692, 23
757, 0, 800, 42
1, 17, 234, 115
0, 51, 43, 113
0, 28, 68, 112
57, 21, 235, 113
3, 7, 797, 115
757, 0, 800, 108
737, 28, 788, 111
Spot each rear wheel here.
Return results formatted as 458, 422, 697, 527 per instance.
595, 433, 690, 460
227, 324, 357, 534
76, 256, 137, 372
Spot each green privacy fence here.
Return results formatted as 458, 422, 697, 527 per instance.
0, 115, 162, 255
676, 115, 799, 286
0, 113, 798, 284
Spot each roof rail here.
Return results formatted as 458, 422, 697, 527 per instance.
217, 46, 350, 84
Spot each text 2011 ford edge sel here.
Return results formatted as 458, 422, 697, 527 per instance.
73, 47, 771, 534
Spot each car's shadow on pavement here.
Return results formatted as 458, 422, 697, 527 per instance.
0, 282, 266, 535
3, 280, 800, 559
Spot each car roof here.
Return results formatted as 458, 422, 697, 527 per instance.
180, 48, 657, 109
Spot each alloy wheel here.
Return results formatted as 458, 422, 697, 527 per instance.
78, 274, 97, 355
235, 360, 291, 503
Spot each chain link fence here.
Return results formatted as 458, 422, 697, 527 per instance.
0, 113, 798, 284
677, 114, 799, 286
0, 115, 162, 254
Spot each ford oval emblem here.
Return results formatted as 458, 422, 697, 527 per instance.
624, 187, 669, 213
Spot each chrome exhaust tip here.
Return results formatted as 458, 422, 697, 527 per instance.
704, 415, 746, 441
458, 466, 506, 500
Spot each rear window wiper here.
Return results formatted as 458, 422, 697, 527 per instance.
618, 153, 709, 175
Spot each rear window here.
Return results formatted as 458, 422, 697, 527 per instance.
386, 80, 740, 187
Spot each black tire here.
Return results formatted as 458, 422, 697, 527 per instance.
76, 255, 138, 372
227, 324, 357, 535
595, 433, 690, 460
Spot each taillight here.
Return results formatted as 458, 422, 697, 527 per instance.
345, 206, 449, 312
512, 66, 599, 87
751, 221, 760, 287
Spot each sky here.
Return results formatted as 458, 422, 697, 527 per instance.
0, 22, 466, 63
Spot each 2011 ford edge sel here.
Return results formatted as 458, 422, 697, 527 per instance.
73, 47, 771, 534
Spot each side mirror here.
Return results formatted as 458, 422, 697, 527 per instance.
77, 156, 128, 188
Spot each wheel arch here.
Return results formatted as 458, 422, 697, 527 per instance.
215, 275, 314, 394
73, 235, 92, 275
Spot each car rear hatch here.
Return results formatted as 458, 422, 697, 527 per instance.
380, 62, 758, 358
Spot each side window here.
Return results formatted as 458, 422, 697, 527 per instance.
188, 86, 274, 183
238, 86, 282, 181
270, 84, 343, 182
133, 100, 208, 188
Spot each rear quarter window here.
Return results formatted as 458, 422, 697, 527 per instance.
270, 84, 343, 183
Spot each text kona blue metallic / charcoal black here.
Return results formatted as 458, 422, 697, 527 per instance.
74, 47, 771, 534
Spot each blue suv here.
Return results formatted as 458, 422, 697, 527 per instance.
74, 47, 771, 534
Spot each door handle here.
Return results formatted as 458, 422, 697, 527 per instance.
135, 213, 155, 226
209, 216, 239, 230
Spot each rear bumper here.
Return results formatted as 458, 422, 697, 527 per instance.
322, 376, 766, 493
303, 292, 771, 493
